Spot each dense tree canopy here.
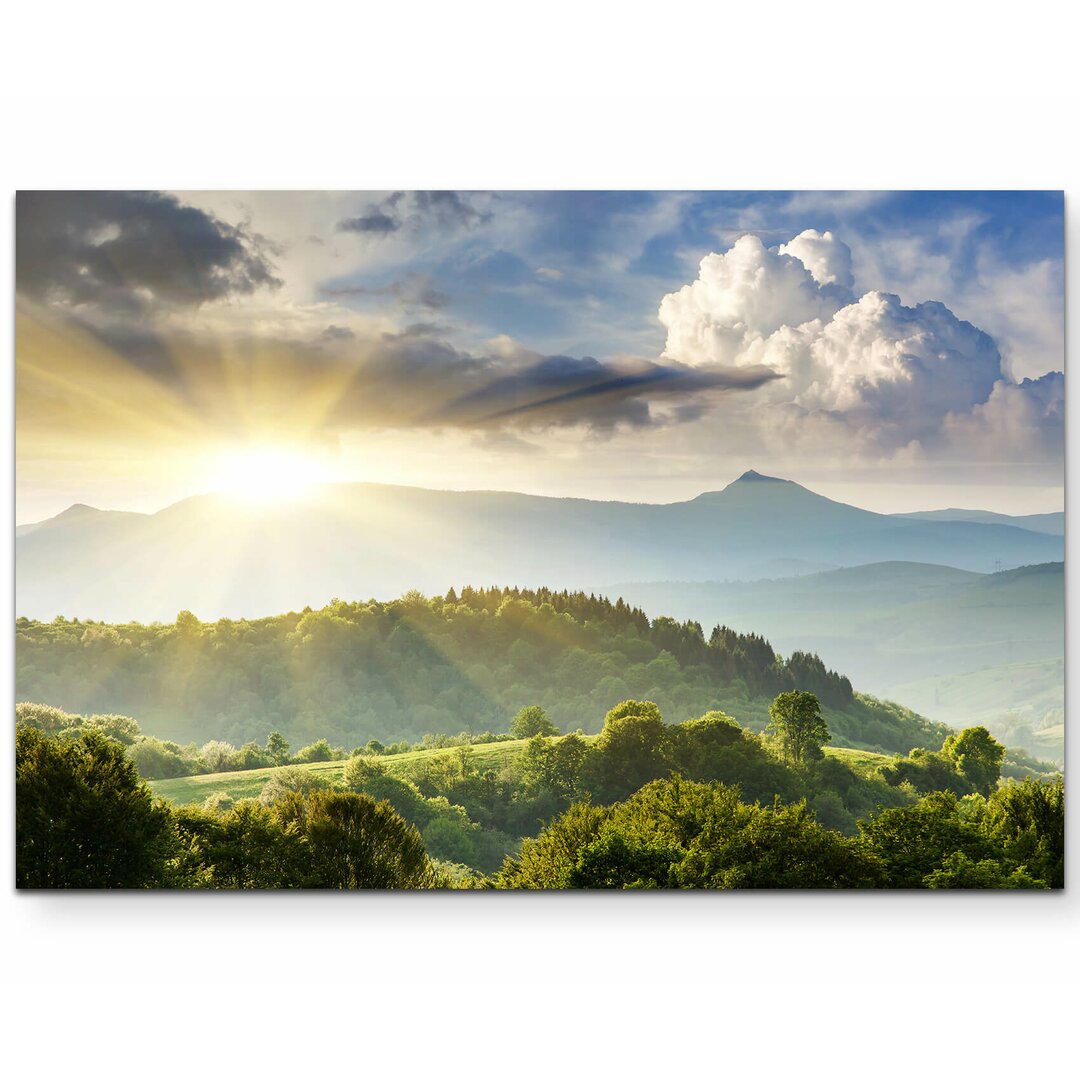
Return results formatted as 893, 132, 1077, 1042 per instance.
16, 725, 172, 888
15, 716, 1062, 890
497, 778, 884, 889
15, 588, 935, 755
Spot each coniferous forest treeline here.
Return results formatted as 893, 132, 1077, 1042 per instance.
16, 587, 942, 755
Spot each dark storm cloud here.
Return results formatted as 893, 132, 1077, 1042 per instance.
336, 190, 492, 238
16, 191, 280, 314
316, 327, 782, 433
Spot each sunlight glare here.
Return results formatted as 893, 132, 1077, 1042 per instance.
212, 446, 334, 504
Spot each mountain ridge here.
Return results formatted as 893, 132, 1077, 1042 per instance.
16, 474, 1064, 623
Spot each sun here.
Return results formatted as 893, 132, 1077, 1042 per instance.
212, 445, 334, 504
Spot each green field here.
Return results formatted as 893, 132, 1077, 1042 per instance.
150, 736, 553, 806
149, 737, 890, 807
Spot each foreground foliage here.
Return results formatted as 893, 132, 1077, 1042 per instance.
16, 725, 173, 888
16, 695, 1063, 889
497, 774, 1063, 890
17, 725, 437, 889
172, 790, 433, 888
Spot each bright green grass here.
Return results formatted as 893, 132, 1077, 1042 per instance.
148, 736, 597, 807
150, 734, 882, 808
823, 745, 892, 778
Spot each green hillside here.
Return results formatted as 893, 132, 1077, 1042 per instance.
150, 736, 545, 806
15, 587, 949, 756
610, 562, 1063, 755
20, 695, 1061, 884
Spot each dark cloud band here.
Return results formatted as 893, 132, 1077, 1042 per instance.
16, 191, 280, 314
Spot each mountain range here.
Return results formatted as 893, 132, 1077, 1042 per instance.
15, 470, 1064, 623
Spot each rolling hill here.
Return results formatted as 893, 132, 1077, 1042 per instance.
14, 586, 949, 756
894, 508, 1064, 535
15, 470, 1064, 622
609, 561, 1064, 759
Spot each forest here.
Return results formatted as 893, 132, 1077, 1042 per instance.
16, 691, 1064, 888
15, 587, 946, 755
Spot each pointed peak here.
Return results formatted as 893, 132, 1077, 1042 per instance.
55, 503, 101, 519
732, 470, 787, 484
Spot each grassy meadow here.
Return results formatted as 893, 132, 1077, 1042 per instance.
149, 736, 894, 808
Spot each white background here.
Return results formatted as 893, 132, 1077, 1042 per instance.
2, 4, 1077, 1076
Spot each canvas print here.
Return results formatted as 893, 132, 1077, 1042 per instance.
14, 190, 1064, 889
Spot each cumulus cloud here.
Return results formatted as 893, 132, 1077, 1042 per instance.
659, 230, 1063, 464
777, 229, 854, 289
16, 191, 280, 314
658, 234, 851, 367
942, 371, 1064, 462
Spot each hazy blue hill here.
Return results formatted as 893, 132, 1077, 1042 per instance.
15, 472, 1064, 622
896, 507, 1064, 535
609, 562, 1063, 760
16, 504, 149, 537
15, 587, 949, 756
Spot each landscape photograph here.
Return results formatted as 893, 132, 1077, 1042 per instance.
14, 188, 1065, 890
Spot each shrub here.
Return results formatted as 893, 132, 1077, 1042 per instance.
16, 726, 172, 888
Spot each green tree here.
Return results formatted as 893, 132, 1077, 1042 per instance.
86, 713, 141, 745
592, 700, 672, 800
258, 765, 332, 805
881, 746, 976, 797
858, 792, 1000, 888
16, 726, 173, 888
518, 734, 556, 794
265, 731, 290, 765
766, 691, 830, 765
942, 726, 1005, 796
16, 702, 78, 735
272, 790, 434, 888
171, 800, 306, 888
175, 609, 201, 637
979, 776, 1063, 888
550, 733, 589, 795
509, 705, 559, 739
129, 736, 199, 780
454, 742, 476, 779
293, 738, 335, 763
200, 739, 237, 772
923, 852, 1045, 889
497, 802, 612, 888
498, 778, 882, 889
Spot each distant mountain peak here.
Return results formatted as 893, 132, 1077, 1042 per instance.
56, 503, 101, 519
732, 469, 788, 484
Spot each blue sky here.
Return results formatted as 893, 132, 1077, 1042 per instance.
313, 190, 1064, 375
15, 189, 1065, 520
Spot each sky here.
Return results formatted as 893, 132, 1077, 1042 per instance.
15, 189, 1065, 523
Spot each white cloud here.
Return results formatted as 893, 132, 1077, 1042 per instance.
778, 229, 854, 288
770, 292, 1001, 447
966, 250, 1064, 381
942, 371, 1064, 463
657, 230, 1063, 467
658, 234, 847, 367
